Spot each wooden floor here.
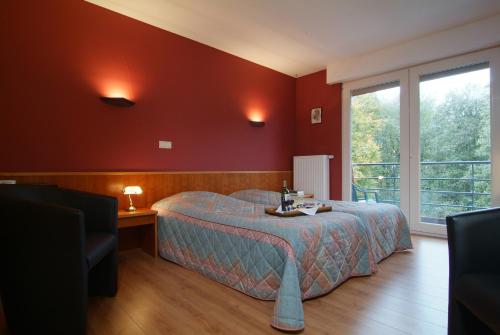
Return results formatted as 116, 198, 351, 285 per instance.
0, 235, 449, 335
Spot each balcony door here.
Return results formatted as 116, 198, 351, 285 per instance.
343, 70, 411, 220
343, 48, 500, 237
409, 51, 500, 235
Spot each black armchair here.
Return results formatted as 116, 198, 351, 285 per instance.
446, 208, 500, 335
0, 185, 118, 335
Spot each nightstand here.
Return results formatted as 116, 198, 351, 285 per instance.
117, 209, 158, 257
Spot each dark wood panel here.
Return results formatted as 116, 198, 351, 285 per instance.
118, 215, 156, 229
0, 171, 292, 210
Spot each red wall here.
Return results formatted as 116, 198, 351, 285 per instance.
295, 70, 342, 200
0, 0, 295, 172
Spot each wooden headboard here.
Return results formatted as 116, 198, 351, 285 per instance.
0, 171, 292, 210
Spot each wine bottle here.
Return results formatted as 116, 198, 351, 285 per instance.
281, 180, 290, 211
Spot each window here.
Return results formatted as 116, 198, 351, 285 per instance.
343, 48, 500, 236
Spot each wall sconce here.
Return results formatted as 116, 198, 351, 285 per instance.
123, 186, 143, 211
100, 97, 135, 107
249, 120, 265, 127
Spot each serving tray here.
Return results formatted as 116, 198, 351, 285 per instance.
265, 206, 332, 217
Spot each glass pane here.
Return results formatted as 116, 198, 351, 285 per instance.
351, 84, 401, 207
419, 66, 491, 224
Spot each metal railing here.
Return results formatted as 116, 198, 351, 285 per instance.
352, 161, 491, 224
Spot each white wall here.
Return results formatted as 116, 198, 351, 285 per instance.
327, 15, 500, 84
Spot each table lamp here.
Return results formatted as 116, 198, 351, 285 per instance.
123, 186, 143, 211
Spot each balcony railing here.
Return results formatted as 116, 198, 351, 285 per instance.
352, 161, 491, 224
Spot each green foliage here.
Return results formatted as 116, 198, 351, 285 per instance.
420, 84, 490, 162
351, 94, 382, 164
351, 78, 491, 220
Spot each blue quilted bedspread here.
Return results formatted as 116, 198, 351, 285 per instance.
152, 191, 410, 331
230, 189, 413, 262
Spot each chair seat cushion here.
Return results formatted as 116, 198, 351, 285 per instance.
454, 274, 500, 333
85, 233, 116, 269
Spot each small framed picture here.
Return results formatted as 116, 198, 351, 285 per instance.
311, 107, 322, 124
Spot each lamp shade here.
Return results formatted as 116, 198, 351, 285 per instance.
123, 186, 143, 195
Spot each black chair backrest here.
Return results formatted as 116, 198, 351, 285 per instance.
0, 184, 59, 202
447, 207, 500, 279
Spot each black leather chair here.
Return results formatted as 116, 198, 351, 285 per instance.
0, 185, 118, 335
446, 208, 500, 335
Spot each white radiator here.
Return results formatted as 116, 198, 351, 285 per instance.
293, 155, 330, 200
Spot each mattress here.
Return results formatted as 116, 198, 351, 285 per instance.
152, 191, 378, 331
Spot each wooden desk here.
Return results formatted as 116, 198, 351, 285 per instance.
118, 209, 158, 257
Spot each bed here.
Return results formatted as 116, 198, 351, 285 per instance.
230, 189, 413, 262
152, 191, 411, 331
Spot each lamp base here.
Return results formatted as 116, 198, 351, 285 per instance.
128, 205, 137, 212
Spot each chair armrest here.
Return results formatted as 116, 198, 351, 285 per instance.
57, 188, 118, 235
0, 196, 88, 313
447, 207, 500, 282
362, 189, 379, 202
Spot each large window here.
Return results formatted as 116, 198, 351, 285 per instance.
343, 48, 500, 236
419, 64, 490, 224
351, 83, 401, 207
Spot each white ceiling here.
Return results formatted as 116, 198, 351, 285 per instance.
86, 0, 500, 77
